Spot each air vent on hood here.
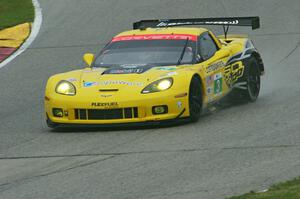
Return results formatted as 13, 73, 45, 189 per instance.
99, 89, 119, 92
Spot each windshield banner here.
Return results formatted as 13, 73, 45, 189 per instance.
111, 34, 197, 42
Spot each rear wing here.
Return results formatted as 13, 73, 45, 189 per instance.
133, 17, 260, 39
133, 17, 260, 30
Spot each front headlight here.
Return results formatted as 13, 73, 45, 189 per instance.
141, 78, 173, 94
55, 80, 76, 95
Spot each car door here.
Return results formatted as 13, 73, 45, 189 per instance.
197, 32, 230, 103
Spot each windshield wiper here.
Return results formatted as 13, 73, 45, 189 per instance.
176, 38, 189, 66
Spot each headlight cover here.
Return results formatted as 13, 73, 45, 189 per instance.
141, 78, 173, 94
55, 80, 76, 95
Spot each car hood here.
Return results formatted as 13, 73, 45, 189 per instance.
78, 65, 179, 91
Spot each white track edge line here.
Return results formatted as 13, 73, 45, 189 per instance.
0, 0, 43, 69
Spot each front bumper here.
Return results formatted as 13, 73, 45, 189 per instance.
46, 113, 190, 129
45, 92, 190, 127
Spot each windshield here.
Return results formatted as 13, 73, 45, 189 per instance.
94, 35, 196, 67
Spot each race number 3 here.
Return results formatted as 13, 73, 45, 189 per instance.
214, 73, 222, 95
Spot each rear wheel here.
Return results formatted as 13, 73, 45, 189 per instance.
231, 57, 261, 102
243, 57, 261, 102
188, 76, 202, 122
247, 58, 261, 101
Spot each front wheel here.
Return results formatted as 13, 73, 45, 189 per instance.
188, 76, 202, 122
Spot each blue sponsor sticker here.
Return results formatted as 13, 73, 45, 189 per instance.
207, 87, 213, 94
83, 82, 96, 87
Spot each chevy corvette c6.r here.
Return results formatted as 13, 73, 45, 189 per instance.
44, 17, 265, 128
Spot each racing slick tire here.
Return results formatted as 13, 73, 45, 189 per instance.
188, 76, 202, 122
243, 57, 261, 102
231, 57, 261, 102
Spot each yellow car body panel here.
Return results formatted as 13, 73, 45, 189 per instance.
45, 26, 264, 127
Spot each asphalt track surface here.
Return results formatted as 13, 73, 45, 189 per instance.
0, 0, 300, 198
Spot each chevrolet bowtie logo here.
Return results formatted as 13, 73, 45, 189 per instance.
100, 94, 112, 98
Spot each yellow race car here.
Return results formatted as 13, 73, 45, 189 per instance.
45, 17, 264, 128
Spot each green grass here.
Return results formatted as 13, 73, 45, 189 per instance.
0, 0, 34, 29
228, 177, 300, 199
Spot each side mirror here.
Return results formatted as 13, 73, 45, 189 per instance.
83, 53, 95, 67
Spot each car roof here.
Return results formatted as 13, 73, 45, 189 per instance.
115, 27, 208, 37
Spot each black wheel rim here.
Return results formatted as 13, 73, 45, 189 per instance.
190, 80, 202, 115
248, 65, 260, 99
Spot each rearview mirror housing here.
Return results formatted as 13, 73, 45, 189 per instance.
83, 53, 95, 67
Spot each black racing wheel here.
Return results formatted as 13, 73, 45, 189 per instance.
230, 57, 261, 102
243, 57, 261, 102
188, 76, 202, 122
